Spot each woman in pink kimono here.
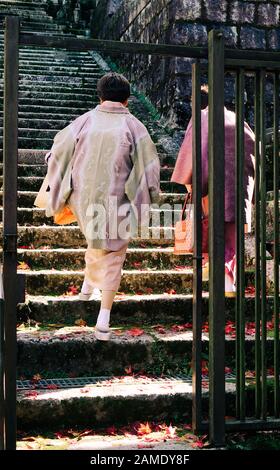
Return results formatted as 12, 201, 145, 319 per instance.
43, 73, 160, 340
171, 87, 255, 296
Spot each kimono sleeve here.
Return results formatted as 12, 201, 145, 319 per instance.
171, 119, 193, 185
45, 125, 76, 217
125, 129, 160, 206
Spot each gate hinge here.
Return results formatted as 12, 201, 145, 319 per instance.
3, 233, 17, 253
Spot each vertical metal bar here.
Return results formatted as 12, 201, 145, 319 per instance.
273, 72, 280, 418
3, 15, 19, 450
254, 71, 262, 419
0, 268, 4, 450
235, 68, 246, 420
208, 30, 225, 446
192, 62, 203, 434
260, 70, 267, 420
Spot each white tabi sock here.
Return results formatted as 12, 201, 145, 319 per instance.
96, 308, 111, 331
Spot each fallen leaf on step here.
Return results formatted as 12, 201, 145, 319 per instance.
136, 422, 152, 436
75, 318, 87, 327
152, 325, 166, 334
127, 328, 145, 337
125, 365, 133, 375
65, 285, 79, 296
133, 262, 143, 268
146, 288, 153, 294
114, 329, 124, 336
31, 374, 42, 383
17, 261, 30, 270
106, 426, 117, 436
25, 391, 38, 399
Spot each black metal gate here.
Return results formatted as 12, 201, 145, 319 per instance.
1, 16, 280, 450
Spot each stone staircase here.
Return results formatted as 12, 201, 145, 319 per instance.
0, 0, 277, 433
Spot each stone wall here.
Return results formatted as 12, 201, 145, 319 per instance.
93, 0, 280, 128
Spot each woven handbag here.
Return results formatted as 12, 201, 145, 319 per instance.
174, 193, 209, 255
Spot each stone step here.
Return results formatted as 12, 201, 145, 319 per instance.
16, 75, 99, 85
0, 147, 176, 165
17, 376, 249, 430
16, 247, 192, 271
0, 191, 185, 208
16, 68, 102, 78
20, 268, 197, 295
0, 164, 174, 179
15, 52, 96, 59
13, 97, 96, 108
17, 326, 275, 380
0, 117, 83, 130
2, 207, 178, 226
11, 58, 100, 66
0, 176, 181, 193
16, 84, 97, 93
13, 104, 92, 114
0, 79, 98, 91
18, 268, 256, 296
0, 2, 48, 9
16, 64, 101, 73
14, 225, 177, 249
19, 293, 272, 326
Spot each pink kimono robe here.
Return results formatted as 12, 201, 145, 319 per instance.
172, 106, 256, 281
45, 101, 160, 251
44, 101, 160, 291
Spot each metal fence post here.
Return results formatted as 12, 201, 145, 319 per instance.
3, 15, 20, 450
0, 268, 4, 450
192, 62, 203, 434
208, 30, 226, 446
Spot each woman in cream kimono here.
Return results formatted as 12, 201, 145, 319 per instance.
40, 73, 160, 340
172, 86, 255, 296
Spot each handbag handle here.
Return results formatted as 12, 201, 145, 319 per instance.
181, 192, 192, 221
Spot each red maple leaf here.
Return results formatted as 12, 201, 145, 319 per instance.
125, 365, 133, 375
106, 426, 117, 435
133, 262, 142, 268
25, 391, 38, 399
127, 328, 144, 337
136, 422, 152, 436
171, 324, 186, 332
46, 384, 59, 390
245, 286, 256, 296
65, 285, 79, 296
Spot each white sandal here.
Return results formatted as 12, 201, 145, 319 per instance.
95, 327, 111, 341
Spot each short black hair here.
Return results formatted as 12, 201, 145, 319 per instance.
201, 84, 209, 109
97, 72, 131, 103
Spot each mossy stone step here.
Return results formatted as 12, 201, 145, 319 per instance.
16, 104, 92, 114
16, 98, 96, 108
19, 294, 274, 326
19, 269, 197, 296
17, 378, 243, 430
19, 268, 256, 296
2, 176, 179, 192
1, 207, 179, 226
18, 64, 101, 72
0, 191, 184, 208
14, 224, 177, 248
16, 247, 192, 270
17, 326, 275, 380
18, 69, 103, 79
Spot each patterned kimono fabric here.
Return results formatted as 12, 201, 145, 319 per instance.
44, 101, 160, 292
172, 106, 256, 286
